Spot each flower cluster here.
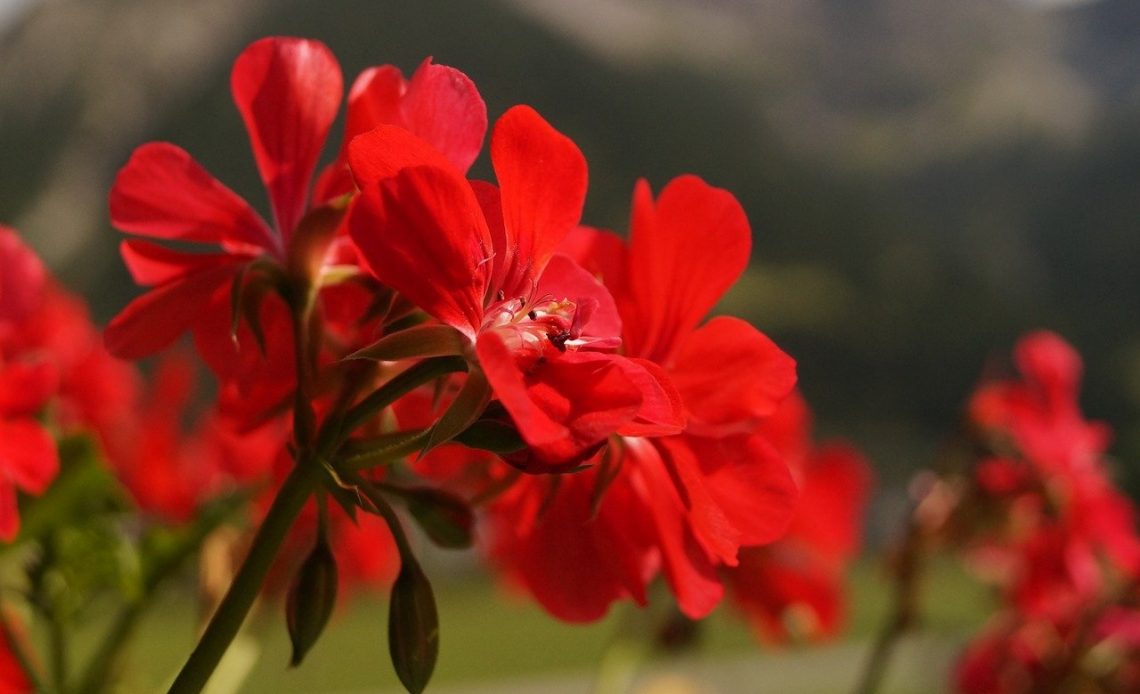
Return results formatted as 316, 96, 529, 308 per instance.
892, 331, 1140, 693
950, 332, 1140, 692
94, 35, 858, 691
0, 35, 881, 693
0, 226, 137, 539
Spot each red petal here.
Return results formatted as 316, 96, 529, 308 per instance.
476, 332, 641, 471
0, 226, 46, 324
109, 143, 275, 251
670, 316, 797, 436
349, 166, 491, 339
613, 358, 685, 437
0, 418, 59, 495
231, 37, 342, 239
558, 226, 629, 302
626, 440, 723, 618
105, 265, 239, 359
791, 444, 872, 558
0, 483, 17, 541
348, 125, 458, 187
0, 360, 58, 417
120, 239, 247, 287
1014, 331, 1082, 407
490, 106, 587, 298
345, 65, 405, 145
489, 471, 655, 622
534, 253, 622, 342
399, 58, 487, 174
347, 60, 487, 175
655, 437, 741, 565
756, 390, 813, 465
625, 176, 751, 363
687, 434, 798, 547
727, 548, 845, 642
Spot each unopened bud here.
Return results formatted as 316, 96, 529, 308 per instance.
286, 536, 338, 666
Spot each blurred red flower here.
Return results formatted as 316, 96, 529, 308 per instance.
725, 391, 872, 642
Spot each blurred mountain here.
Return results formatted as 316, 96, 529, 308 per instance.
1063, 0, 1140, 104
2, 0, 1139, 488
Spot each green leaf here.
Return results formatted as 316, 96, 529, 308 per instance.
422, 368, 491, 456
346, 324, 467, 362
388, 559, 439, 694
286, 536, 339, 666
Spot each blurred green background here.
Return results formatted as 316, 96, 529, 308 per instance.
2, 0, 1139, 689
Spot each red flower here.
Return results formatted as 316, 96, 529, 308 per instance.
0, 226, 59, 541
725, 391, 872, 642
964, 331, 1140, 596
970, 331, 1110, 479
348, 105, 674, 469
107, 40, 490, 366
484, 176, 799, 621
102, 353, 280, 523
950, 331, 1140, 691
106, 36, 343, 360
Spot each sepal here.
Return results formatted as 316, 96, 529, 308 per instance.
346, 324, 467, 362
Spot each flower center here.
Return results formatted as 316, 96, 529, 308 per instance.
482, 294, 597, 357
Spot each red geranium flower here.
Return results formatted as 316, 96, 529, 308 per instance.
484, 176, 799, 621
348, 105, 677, 469
106, 38, 488, 432
106, 36, 344, 360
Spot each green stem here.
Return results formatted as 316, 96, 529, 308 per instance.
167, 461, 323, 694
337, 357, 466, 437
167, 358, 461, 693
852, 514, 924, 694
288, 283, 318, 449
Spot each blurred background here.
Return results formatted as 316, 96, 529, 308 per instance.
2, 0, 1139, 689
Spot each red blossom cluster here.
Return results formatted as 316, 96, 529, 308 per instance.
0, 35, 877, 693
0, 226, 138, 539
95, 36, 876, 690
925, 332, 1140, 693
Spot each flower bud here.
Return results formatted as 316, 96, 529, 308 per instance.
389, 559, 438, 694
285, 535, 338, 666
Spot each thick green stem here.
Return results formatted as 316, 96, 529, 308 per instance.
167, 461, 322, 694
167, 356, 462, 693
